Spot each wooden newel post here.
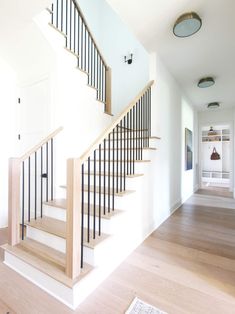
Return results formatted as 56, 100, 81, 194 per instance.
105, 66, 112, 115
8, 158, 21, 246
66, 158, 81, 279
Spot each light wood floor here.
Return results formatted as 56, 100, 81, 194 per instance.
0, 191, 235, 313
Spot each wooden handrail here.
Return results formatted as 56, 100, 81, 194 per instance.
19, 127, 63, 162
79, 81, 154, 162
72, 0, 108, 69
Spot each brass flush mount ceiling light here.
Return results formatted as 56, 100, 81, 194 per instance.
198, 77, 215, 88
173, 12, 202, 37
207, 102, 220, 109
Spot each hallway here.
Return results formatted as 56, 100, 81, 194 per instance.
0, 191, 235, 313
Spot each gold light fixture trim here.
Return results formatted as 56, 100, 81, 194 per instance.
173, 12, 202, 38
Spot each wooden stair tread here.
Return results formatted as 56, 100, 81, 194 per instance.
83, 230, 110, 249
2, 244, 92, 288
109, 136, 160, 140
90, 159, 151, 163
60, 185, 135, 197
45, 198, 66, 209
26, 217, 66, 239
84, 185, 135, 197
44, 199, 123, 219
26, 217, 110, 248
101, 147, 156, 151
19, 238, 65, 268
84, 172, 144, 178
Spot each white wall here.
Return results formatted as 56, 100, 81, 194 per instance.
150, 53, 198, 227
77, 0, 150, 115
0, 56, 17, 228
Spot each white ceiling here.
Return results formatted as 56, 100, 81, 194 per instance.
106, 0, 235, 110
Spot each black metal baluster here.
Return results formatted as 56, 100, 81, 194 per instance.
132, 108, 135, 174
124, 116, 126, 191
87, 157, 90, 243
81, 163, 84, 268
77, 12, 80, 59
127, 112, 129, 175
134, 105, 136, 160
93, 150, 96, 239
135, 104, 138, 160
51, 138, 54, 200
129, 110, 132, 175
101, 64, 103, 103
104, 66, 106, 107
88, 35, 90, 85
85, 29, 87, 72
120, 121, 123, 192
46, 142, 49, 202
146, 91, 148, 147
22, 161, 25, 240
94, 49, 97, 89
116, 126, 119, 192
73, 3, 76, 53
40, 146, 43, 218
61, 0, 63, 32
91, 41, 93, 86
112, 129, 115, 211
147, 89, 150, 147
69, 0, 72, 51
81, 19, 84, 70
56, 0, 59, 28
28, 156, 31, 222
96, 50, 99, 99
65, 0, 68, 47
35, 152, 37, 220
150, 88, 152, 137
108, 133, 111, 213
99, 57, 102, 101
138, 100, 141, 160
141, 96, 143, 160
51, 3, 54, 25
143, 93, 146, 148
103, 139, 106, 215
98, 144, 101, 235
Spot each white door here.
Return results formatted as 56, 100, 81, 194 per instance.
17, 77, 51, 155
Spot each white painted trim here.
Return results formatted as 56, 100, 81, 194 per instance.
4, 252, 76, 310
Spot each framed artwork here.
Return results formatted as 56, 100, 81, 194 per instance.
185, 128, 193, 170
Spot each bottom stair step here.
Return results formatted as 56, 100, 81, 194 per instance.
1, 243, 92, 288
20, 238, 66, 268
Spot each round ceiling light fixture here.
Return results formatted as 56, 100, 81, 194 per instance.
198, 77, 215, 88
207, 102, 220, 109
173, 12, 202, 37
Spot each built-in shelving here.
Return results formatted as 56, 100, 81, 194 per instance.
201, 126, 230, 187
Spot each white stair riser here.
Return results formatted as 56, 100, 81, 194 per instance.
96, 148, 152, 160
81, 161, 150, 174
26, 225, 112, 266
43, 204, 125, 234
101, 138, 157, 147
26, 225, 66, 253
44, 205, 66, 221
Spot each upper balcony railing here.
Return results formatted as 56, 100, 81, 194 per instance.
50, 0, 112, 114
